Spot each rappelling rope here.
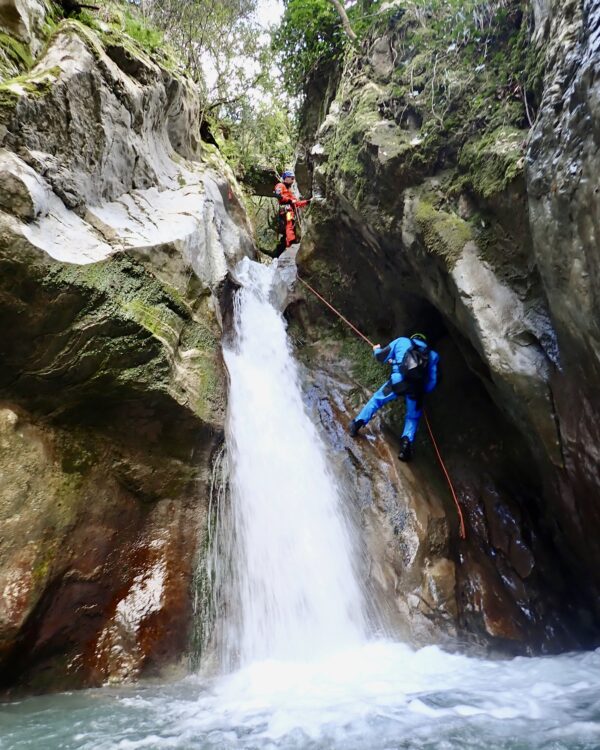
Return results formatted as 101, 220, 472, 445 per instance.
297, 273, 467, 540
297, 276, 375, 348
423, 413, 466, 539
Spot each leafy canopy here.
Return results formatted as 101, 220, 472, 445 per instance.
272, 0, 347, 99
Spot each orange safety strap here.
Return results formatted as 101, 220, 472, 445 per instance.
424, 413, 466, 539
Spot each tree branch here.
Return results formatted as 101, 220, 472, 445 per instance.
206, 71, 265, 111
327, 0, 357, 42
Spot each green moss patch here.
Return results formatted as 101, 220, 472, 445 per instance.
459, 126, 526, 199
0, 32, 33, 80
0, 64, 61, 95
324, 85, 384, 204
415, 200, 472, 267
0, 64, 61, 126
340, 334, 383, 394
123, 298, 184, 350
72, 4, 180, 75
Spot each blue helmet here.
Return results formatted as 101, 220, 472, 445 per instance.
281, 170, 295, 180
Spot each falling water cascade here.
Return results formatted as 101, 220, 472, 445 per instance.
218, 257, 367, 668
3, 258, 600, 750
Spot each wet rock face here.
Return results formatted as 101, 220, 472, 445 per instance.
0, 406, 211, 692
527, 0, 600, 588
295, 0, 600, 651
298, 347, 457, 647
0, 3, 253, 692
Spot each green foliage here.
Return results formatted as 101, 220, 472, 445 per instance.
404, 0, 515, 46
272, 0, 347, 98
147, 0, 262, 93
211, 88, 294, 250
74, 4, 167, 58
121, 10, 164, 53
0, 32, 33, 75
141, 0, 290, 187
73, 8, 97, 27
217, 100, 294, 175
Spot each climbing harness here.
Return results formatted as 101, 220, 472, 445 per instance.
297, 273, 467, 540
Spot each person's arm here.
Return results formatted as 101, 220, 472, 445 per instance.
373, 343, 392, 363
424, 350, 439, 393
295, 198, 311, 208
274, 183, 292, 204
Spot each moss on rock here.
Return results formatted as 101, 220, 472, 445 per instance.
0, 247, 224, 427
459, 126, 526, 199
324, 84, 384, 204
0, 31, 33, 80
0, 63, 60, 95
415, 200, 472, 266
71, 5, 181, 76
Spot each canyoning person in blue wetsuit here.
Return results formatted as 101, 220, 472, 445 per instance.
348, 333, 439, 461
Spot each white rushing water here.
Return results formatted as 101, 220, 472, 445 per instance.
218, 257, 366, 666
2, 257, 600, 750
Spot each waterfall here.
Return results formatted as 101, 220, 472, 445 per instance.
190, 443, 229, 672
217, 257, 367, 668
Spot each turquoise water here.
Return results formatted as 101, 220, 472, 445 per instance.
3, 642, 600, 750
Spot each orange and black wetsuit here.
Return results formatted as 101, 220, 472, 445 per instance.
273, 182, 309, 256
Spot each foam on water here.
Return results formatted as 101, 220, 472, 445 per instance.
3, 642, 600, 749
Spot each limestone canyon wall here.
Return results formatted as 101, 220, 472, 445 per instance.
293, 0, 600, 653
0, 0, 253, 692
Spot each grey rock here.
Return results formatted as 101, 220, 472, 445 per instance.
294, 0, 600, 652
0, 2, 254, 693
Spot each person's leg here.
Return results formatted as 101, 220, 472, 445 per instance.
285, 216, 297, 247
398, 395, 422, 460
355, 382, 398, 426
273, 213, 287, 258
402, 395, 422, 442
272, 235, 286, 258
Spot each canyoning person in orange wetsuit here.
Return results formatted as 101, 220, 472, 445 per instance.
273, 170, 310, 257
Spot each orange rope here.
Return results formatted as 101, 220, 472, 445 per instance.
297, 275, 375, 348
297, 272, 467, 540
424, 413, 466, 539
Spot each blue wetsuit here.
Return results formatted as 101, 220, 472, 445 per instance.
356, 337, 439, 442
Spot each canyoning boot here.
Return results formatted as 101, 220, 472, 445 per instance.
398, 436, 412, 462
348, 418, 365, 437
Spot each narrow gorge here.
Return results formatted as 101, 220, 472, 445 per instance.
1, 0, 600, 748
